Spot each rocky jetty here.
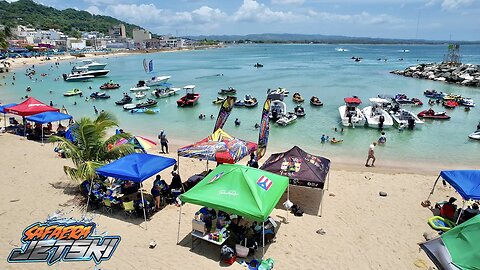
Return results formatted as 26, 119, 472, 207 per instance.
390, 63, 480, 87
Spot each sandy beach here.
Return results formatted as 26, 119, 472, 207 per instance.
0, 132, 457, 269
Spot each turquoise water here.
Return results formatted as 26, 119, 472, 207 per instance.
1, 44, 479, 166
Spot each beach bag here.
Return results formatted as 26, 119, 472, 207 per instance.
290, 204, 304, 217
236, 239, 249, 258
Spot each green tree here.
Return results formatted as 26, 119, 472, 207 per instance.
50, 112, 135, 183
0, 32, 7, 51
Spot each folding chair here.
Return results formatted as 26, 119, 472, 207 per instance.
103, 198, 113, 214
123, 200, 136, 218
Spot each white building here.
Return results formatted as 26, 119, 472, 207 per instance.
133, 29, 151, 43
67, 38, 86, 50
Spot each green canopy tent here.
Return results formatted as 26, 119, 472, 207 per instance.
420, 215, 480, 270
178, 164, 289, 254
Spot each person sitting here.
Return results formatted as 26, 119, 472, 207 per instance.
247, 153, 259, 168
436, 197, 457, 221
56, 123, 66, 136
216, 210, 231, 230
463, 203, 479, 221
122, 180, 140, 195
134, 193, 153, 218
195, 207, 217, 232
378, 132, 387, 144
330, 137, 343, 143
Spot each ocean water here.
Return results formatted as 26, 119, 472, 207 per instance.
1, 44, 479, 167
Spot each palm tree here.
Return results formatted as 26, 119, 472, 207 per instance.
50, 112, 135, 183
0, 32, 8, 51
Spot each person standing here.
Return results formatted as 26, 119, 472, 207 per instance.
158, 130, 169, 154
365, 142, 377, 167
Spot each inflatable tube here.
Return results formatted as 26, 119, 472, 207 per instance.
428, 216, 455, 232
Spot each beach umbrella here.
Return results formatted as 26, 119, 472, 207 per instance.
421, 215, 480, 269
116, 136, 157, 152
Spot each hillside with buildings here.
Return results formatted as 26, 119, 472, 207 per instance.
0, 0, 193, 53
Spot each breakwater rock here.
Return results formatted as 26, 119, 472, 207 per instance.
390, 63, 480, 87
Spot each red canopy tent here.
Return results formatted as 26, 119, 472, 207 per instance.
5, 97, 59, 116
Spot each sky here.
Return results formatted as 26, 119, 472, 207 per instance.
7, 0, 480, 40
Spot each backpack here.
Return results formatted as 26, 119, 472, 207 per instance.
290, 204, 304, 217
220, 245, 235, 260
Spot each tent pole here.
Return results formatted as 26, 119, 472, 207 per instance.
286, 184, 290, 223
206, 159, 209, 171
41, 125, 44, 145
3, 113, 6, 129
176, 204, 182, 244
262, 221, 265, 257
426, 175, 441, 201
319, 189, 325, 217
456, 200, 466, 225
23, 117, 26, 137
326, 172, 330, 191
141, 187, 147, 230
84, 179, 95, 217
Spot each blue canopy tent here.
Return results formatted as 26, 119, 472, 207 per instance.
0, 103, 17, 129
427, 170, 480, 223
26, 111, 73, 144
96, 153, 177, 228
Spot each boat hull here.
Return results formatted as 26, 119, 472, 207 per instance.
177, 94, 200, 107
362, 106, 394, 129
338, 105, 366, 127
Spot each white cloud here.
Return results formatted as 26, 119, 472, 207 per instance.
315, 11, 404, 25
86, 5, 103, 15
441, 0, 474, 10
234, 0, 307, 23
424, 0, 438, 7
271, 0, 305, 4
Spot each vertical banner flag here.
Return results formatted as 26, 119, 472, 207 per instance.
143, 59, 148, 73
213, 96, 236, 132
257, 98, 271, 160
148, 60, 154, 73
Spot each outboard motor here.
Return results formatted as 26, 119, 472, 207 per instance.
407, 118, 415, 129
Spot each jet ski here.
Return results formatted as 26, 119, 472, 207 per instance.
89, 92, 110, 99
116, 95, 133, 105
276, 112, 297, 126
294, 105, 306, 117
417, 109, 450, 119
468, 130, 480, 140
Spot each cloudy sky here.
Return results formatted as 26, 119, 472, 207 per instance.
11, 0, 480, 40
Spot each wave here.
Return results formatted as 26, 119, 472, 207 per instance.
335, 48, 349, 52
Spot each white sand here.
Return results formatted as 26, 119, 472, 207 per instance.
0, 133, 455, 269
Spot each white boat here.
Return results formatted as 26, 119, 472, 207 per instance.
460, 98, 475, 107
123, 103, 137, 110
71, 66, 110, 77
135, 92, 146, 99
468, 130, 480, 140
62, 73, 94, 82
339, 97, 366, 127
269, 100, 287, 121
362, 98, 394, 129
267, 87, 289, 97
145, 76, 171, 86
276, 112, 297, 126
151, 84, 180, 98
390, 109, 424, 129
72, 59, 107, 71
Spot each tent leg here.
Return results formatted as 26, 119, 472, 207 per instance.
456, 201, 466, 225
262, 221, 265, 258
141, 188, 147, 230
177, 154, 180, 175
3, 114, 6, 129
177, 204, 182, 244
41, 125, 44, 145
286, 184, 290, 223
206, 160, 209, 171
426, 175, 441, 201
326, 172, 330, 191
84, 180, 95, 217
23, 117, 26, 137
319, 189, 325, 217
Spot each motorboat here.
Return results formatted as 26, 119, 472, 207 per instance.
123, 103, 137, 110
310, 96, 323, 106
234, 100, 245, 107
177, 85, 200, 107
267, 87, 289, 97
443, 94, 462, 101
136, 98, 157, 108
269, 100, 287, 121
212, 97, 226, 104
218, 87, 236, 95
71, 67, 110, 77
254, 63, 263, 68
424, 89, 444, 99
100, 81, 120, 90
294, 105, 306, 117
130, 80, 151, 92
417, 109, 450, 120
89, 92, 110, 99
460, 97, 475, 107
135, 92, 146, 100
130, 107, 160, 114
115, 95, 133, 105
63, 88, 82, 97
443, 100, 458, 109
394, 94, 423, 106
145, 76, 171, 87
292, 93, 304, 103
390, 109, 424, 129
72, 59, 107, 71
361, 98, 394, 129
244, 95, 258, 108
468, 130, 480, 140
276, 112, 297, 126
339, 97, 366, 127
63, 73, 94, 82
151, 85, 180, 98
